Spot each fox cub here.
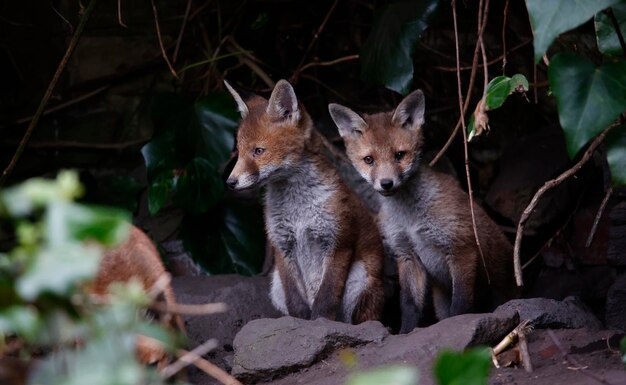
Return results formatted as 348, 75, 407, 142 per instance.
329, 90, 518, 332
225, 79, 385, 323
91, 225, 185, 367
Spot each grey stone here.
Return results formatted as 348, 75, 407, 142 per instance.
232, 316, 389, 382
494, 297, 603, 330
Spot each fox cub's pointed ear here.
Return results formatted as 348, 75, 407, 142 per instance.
328, 103, 367, 138
224, 80, 249, 119
392, 89, 425, 131
267, 80, 300, 122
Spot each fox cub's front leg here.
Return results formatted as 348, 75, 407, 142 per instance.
311, 248, 352, 320
396, 252, 429, 333
272, 248, 311, 319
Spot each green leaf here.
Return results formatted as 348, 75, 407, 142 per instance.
549, 52, 626, 158
344, 365, 418, 385
181, 203, 265, 275
595, 4, 626, 57
193, 92, 240, 167
434, 348, 492, 385
605, 124, 626, 186
16, 243, 101, 300
484, 74, 529, 110
174, 157, 224, 214
0, 306, 42, 341
141, 130, 182, 180
526, 0, 622, 62
45, 202, 131, 246
147, 171, 175, 215
360, 0, 439, 95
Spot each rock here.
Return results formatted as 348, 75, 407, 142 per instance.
232, 316, 389, 382
171, 275, 281, 353
495, 297, 603, 330
605, 272, 626, 331
264, 311, 519, 385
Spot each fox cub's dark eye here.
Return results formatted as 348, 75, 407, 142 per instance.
254, 147, 265, 156
395, 151, 406, 161
363, 156, 374, 165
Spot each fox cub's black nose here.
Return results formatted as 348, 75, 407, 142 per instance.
380, 179, 394, 190
226, 177, 238, 189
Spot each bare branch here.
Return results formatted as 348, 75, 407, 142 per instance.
150, 0, 179, 79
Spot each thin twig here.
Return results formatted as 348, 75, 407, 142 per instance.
547, 330, 614, 385
0, 0, 98, 187
429, 0, 490, 167
150, 0, 179, 79
513, 121, 622, 286
432, 39, 531, 72
226, 43, 275, 89
151, 301, 228, 316
298, 54, 359, 74
605, 8, 626, 60
3, 85, 110, 127
501, 0, 509, 74
173, 0, 193, 63
0, 138, 150, 150
290, 0, 340, 83
518, 332, 533, 373
117, 0, 127, 27
585, 187, 614, 247
173, 347, 243, 385
161, 338, 218, 379
301, 74, 350, 102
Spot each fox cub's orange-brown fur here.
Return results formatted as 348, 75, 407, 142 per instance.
91, 225, 185, 367
329, 90, 518, 332
225, 79, 384, 324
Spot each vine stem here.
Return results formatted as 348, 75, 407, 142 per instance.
513, 120, 623, 286
0, 0, 98, 187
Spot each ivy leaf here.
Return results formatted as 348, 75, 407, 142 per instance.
605, 125, 626, 186
526, 0, 622, 62
484, 74, 529, 110
360, 0, 439, 95
147, 170, 175, 215
193, 92, 240, 168
595, 4, 626, 57
17, 243, 101, 300
549, 52, 626, 158
434, 348, 492, 385
173, 157, 224, 214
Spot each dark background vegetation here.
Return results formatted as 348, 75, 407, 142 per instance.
0, 0, 624, 322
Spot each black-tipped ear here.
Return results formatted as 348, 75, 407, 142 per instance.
267, 79, 299, 121
224, 80, 249, 119
391, 89, 425, 131
328, 103, 368, 139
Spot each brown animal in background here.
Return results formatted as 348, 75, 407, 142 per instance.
91, 224, 185, 367
329, 90, 518, 333
225, 79, 385, 324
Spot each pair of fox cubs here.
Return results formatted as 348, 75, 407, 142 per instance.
225, 79, 518, 332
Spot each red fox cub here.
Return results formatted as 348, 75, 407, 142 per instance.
329, 90, 518, 332
91, 224, 185, 367
224, 79, 385, 324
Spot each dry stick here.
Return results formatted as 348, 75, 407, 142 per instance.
547, 330, 614, 385
290, 0, 340, 83
429, 0, 489, 167
174, 347, 243, 385
585, 186, 614, 247
161, 338, 219, 379
173, 0, 193, 64
0, 0, 98, 188
117, 0, 127, 27
501, 0, 509, 74
150, 0, 179, 79
518, 332, 533, 373
0, 137, 149, 150
513, 122, 621, 286
151, 301, 228, 316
